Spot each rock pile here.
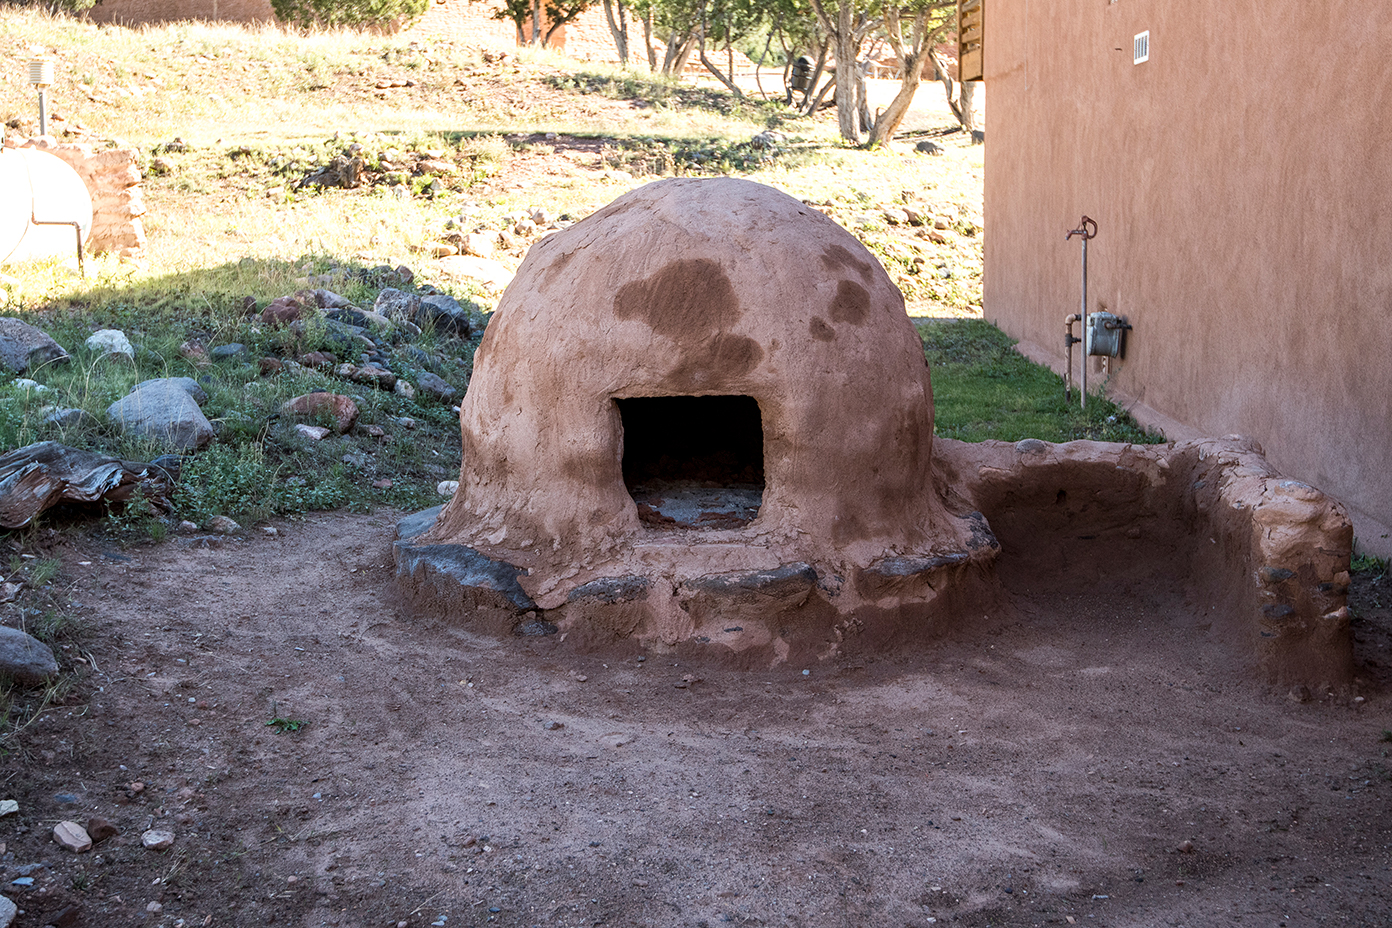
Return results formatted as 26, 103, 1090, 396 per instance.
294, 143, 469, 196
0, 259, 477, 464
423, 205, 572, 283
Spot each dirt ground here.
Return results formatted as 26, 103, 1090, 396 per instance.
0, 510, 1388, 927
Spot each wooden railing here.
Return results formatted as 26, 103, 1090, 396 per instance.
958, 0, 983, 81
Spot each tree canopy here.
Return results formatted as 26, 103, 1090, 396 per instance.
593, 0, 974, 147
271, 0, 428, 28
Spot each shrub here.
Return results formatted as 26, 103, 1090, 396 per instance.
270, 0, 428, 29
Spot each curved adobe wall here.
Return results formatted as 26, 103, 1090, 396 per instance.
934, 436, 1354, 687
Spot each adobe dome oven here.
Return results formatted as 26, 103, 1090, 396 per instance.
394, 177, 999, 662
393, 177, 1354, 683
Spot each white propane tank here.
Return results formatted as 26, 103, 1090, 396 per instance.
0, 146, 93, 266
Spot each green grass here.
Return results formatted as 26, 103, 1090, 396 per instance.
1, 250, 471, 524
920, 319, 1164, 445
544, 69, 796, 124
266, 715, 307, 734
266, 700, 306, 733
1352, 552, 1389, 578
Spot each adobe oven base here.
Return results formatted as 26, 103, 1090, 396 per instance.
393, 505, 1003, 665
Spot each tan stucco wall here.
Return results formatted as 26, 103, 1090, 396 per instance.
983, 0, 1392, 555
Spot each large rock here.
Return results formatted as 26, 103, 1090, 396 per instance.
311, 288, 354, 310
261, 296, 304, 327
282, 393, 358, 434
85, 329, 134, 359
42, 407, 98, 430
0, 318, 69, 374
373, 287, 419, 322
53, 821, 92, 853
107, 379, 214, 451
464, 232, 495, 259
133, 376, 208, 405
0, 625, 58, 684
416, 371, 456, 403
416, 294, 488, 337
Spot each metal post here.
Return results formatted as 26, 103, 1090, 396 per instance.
1065, 216, 1098, 409
28, 59, 54, 138
1080, 232, 1088, 407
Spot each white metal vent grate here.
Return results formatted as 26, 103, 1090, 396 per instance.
1134, 31, 1150, 64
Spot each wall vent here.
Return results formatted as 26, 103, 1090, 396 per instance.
1133, 31, 1150, 64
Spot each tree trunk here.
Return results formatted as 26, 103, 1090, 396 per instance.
856, 59, 872, 133
807, 75, 835, 114
833, 0, 861, 144
643, 7, 657, 71
603, 0, 629, 65
661, 33, 680, 74
867, 54, 923, 146
958, 80, 977, 133
663, 30, 698, 76
930, 47, 976, 131
755, 19, 777, 100
867, 5, 933, 147
698, 41, 746, 98
800, 36, 832, 116
530, 0, 540, 45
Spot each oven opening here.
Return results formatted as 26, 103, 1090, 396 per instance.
616, 395, 764, 530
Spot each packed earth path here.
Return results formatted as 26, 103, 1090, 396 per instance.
0, 510, 1388, 927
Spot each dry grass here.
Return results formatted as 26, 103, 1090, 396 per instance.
1, 8, 982, 314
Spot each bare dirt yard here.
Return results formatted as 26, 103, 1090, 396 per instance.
1, 510, 1388, 927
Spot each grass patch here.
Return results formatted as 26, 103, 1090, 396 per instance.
596, 134, 815, 177
266, 701, 307, 734
266, 714, 307, 734
174, 443, 352, 525
1352, 552, 1388, 578
0, 554, 88, 750
0, 253, 465, 532
920, 319, 1164, 445
545, 69, 782, 119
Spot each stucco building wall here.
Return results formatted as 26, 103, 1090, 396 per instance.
983, 0, 1392, 555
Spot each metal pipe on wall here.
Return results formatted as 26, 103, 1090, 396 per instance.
1065, 216, 1097, 409
1064, 313, 1080, 401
